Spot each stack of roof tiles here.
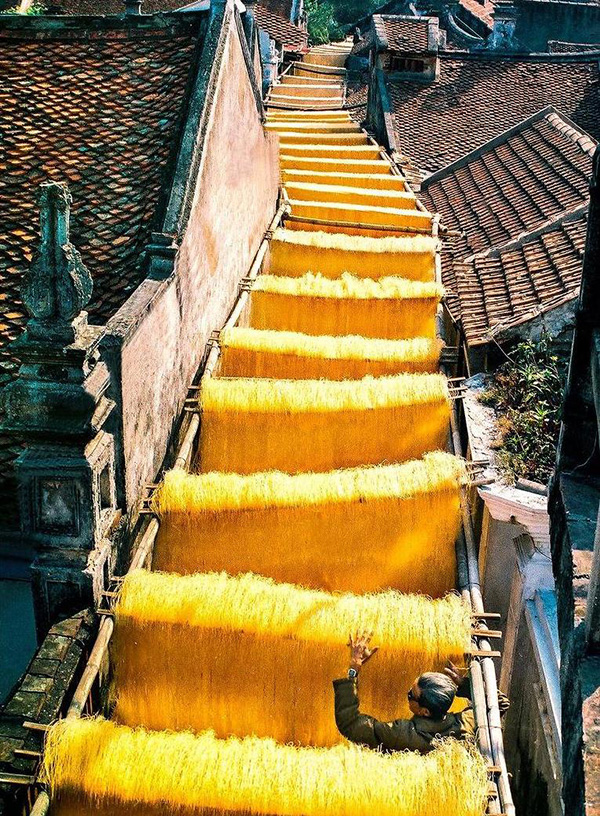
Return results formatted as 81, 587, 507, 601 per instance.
419, 107, 594, 346
0, 15, 204, 525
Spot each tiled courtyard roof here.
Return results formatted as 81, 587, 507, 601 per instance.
374, 14, 431, 51
419, 107, 595, 344
0, 14, 204, 523
388, 53, 600, 175
254, 3, 307, 50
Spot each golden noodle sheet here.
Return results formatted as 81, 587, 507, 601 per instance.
110, 571, 471, 745
44, 719, 489, 816
198, 374, 450, 473
248, 273, 441, 339
268, 228, 437, 280
152, 452, 464, 596
218, 328, 442, 379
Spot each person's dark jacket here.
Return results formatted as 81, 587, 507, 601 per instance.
333, 675, 509, 754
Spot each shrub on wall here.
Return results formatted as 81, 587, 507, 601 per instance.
479, 334, 567, 484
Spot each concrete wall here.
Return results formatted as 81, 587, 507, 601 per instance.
106, 12, 279, 510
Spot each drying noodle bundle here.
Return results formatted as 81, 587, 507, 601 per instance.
249, 273, 441, 339
43, 718, 489, 816
198, 373, 450, 473
268, 228, 437, 280
111, 570, 471, 744
284, 181, 417, 209
151, 451, 464, 596
287, 199, 433, 231
218, 327, 442, 379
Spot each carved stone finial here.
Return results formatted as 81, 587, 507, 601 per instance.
21, 181, 93, 344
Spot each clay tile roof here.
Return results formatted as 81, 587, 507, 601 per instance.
0, 15, 203, 524
48, 0, 186, 11
548, 41, 600, 54
253, 3, 308, 50
388, 54, 600, 176
374, 14, 432, 52
418, 107, 595, 341
455, 208, 587, 345
258, 0, 293, 20
456, 0, 494, 31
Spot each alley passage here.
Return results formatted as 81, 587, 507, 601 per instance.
42, 43, 490, 816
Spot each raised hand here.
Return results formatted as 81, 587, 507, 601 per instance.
348, 630, 379, 672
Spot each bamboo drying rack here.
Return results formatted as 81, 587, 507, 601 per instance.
18, 130, 514, 816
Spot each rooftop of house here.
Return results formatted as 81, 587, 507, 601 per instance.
387, 51, 600, 176
253, 2, 307, 50
455, 0, 494, 31
257, 0, 293, 20
454, 207, 587, 345
374, 13, 435, 51
351, 13, 438, 55
43, 0, 190, 12
0, 12, 207, 523
419, 106, 595, 345
548, 40, 600, 53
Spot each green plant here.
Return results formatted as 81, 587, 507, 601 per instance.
479, 334, 567, 484
3, 0, 46, 12
305, 0, 343, 44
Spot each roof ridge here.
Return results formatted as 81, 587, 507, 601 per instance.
465, 202, 589, 261
422, 107, 556, 188
543, 109, 597, 157
422, 106, 597, 190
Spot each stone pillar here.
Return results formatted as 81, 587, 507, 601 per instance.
0, 182, 118, 639
488, 0, 519, 49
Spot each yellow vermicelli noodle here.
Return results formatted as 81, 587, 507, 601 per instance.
43, 718, 489, 816
268, 228, 437, 280
249, 273, 441, 339
198, 373, 450, 473
287, 198, 433, 230
110, 571, 471, 744
151, 452, 464, 596
218, 327, 442, 378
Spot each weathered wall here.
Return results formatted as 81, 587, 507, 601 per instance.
516, 2, 600, 52
505, 616, 563, 816
106, 14, 279, 509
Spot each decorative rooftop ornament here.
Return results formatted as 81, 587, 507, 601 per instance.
22, 181, 93, 345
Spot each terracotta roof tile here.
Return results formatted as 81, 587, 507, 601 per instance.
455, 209, 587, 345
418, 108, 594, 341
258, 0, 293, 20
48, 0, 186, 12
456, 0, 494, 30
375, 14, 431, 52
253, 3, 308, 50
346, 78, 368, 122
0, 16, 202, 524
388, 54, 600, 175
548, 41, 600, 54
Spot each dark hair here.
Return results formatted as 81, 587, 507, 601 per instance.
417, 672, 457, 719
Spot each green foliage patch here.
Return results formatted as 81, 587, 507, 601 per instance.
306, 0, 381, 43
479, 334, 567, 485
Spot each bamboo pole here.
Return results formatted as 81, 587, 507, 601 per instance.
29, 792, 50, 816
450, 388, 516, 816
66, 616, 114, 720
